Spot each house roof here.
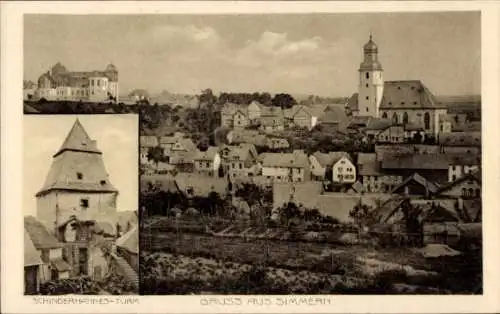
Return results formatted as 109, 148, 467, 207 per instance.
226, 145, 251, 161
357, 153, 381, 176
456, 222, 482, 240
453, 121, 481, 132
366, 117, 394, 131
156, 161, 175, 172
436, 170, 481, 195
382, 154, 450, 170
418, 202, 460, 222
267, 137, 290, 147
54, 119, 101, 157
24, 216, 62, 249
116, 211, 138, 230
194, 147, 219, 161
260, 106, 284, 117
24, 229, 43, 267
95, 221, 115, 236
231, 130, 268, 146
460, 199, 482, 223
260, 150, 309, 168
166, 150, 197, 164
346, 93, 359, 112
140, 136, 158, 148
391, 172, 439, 195
273, 181, 323, 211
312, 151, 351, 167
51, 258, 72, 272
404, 122, 425, 131
221, 103, 247, 116
371, 196, 408, 223
159, 136, 178, 145
260, 115, 285, 126
24, 104, 40, 113
116, 226, 138, 254
349, 181, 364, 193
175, 173, 228, 198
348, 115, 371, 128
141, 174, 178, 193
448, 153, 481, 166
318, 107, 349, 124
379, 80, 445, 109
438, 132, 481, 147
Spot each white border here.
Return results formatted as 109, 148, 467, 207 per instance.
2, 1, 500, 313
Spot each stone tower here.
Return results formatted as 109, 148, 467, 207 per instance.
357, 34, 384, 117
35, 119, 118, 233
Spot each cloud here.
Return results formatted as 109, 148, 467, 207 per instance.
135, 24, 354, 94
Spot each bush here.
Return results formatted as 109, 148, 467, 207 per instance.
39, 276, 100, 295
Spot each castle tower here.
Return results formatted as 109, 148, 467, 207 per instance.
35, 119, 118, 232
357, 34, 384, 117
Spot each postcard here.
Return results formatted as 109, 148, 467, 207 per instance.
2, 1, 500, 313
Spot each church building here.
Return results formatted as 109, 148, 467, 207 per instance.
347, 35, 448, 139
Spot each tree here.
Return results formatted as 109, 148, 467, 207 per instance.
271, 93, 297, 109
401, 202, 423, 247
147, 146, 164, 163
349, 200, 372, 228
258, 92, 272, 106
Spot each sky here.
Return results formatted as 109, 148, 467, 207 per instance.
23, 115, 138, 216
24, 12, 480, 97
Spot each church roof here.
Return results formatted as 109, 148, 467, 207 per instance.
379, 80, 446, 109
54, 119, 101, 157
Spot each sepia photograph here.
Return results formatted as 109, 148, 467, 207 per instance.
23, 114, 139, 295
6, 2, 497, 312
133, 12, 482, 294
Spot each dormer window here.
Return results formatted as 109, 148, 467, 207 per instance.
401, 102, 405, 105
76, 172, 83, 180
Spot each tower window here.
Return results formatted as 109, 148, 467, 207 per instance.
100, 180, 106, 185
366, 108, 369, 112
80, 198, 89, 208
365, 84, 369, 88
76, 172, 83, 180
366, 72, 369, 79
366, 96, 369, 100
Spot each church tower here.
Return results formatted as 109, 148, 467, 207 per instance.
357, 34, 384, 117
35, 119, 118, 232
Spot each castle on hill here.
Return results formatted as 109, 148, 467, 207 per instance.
34, 62, 119, 103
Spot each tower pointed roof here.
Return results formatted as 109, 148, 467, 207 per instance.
364, 33, 378, 52
54, 119, 101, 157
359, 33, 383, 71
37, 119, 117, 196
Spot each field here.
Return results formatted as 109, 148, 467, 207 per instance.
140, 217, 482, 294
